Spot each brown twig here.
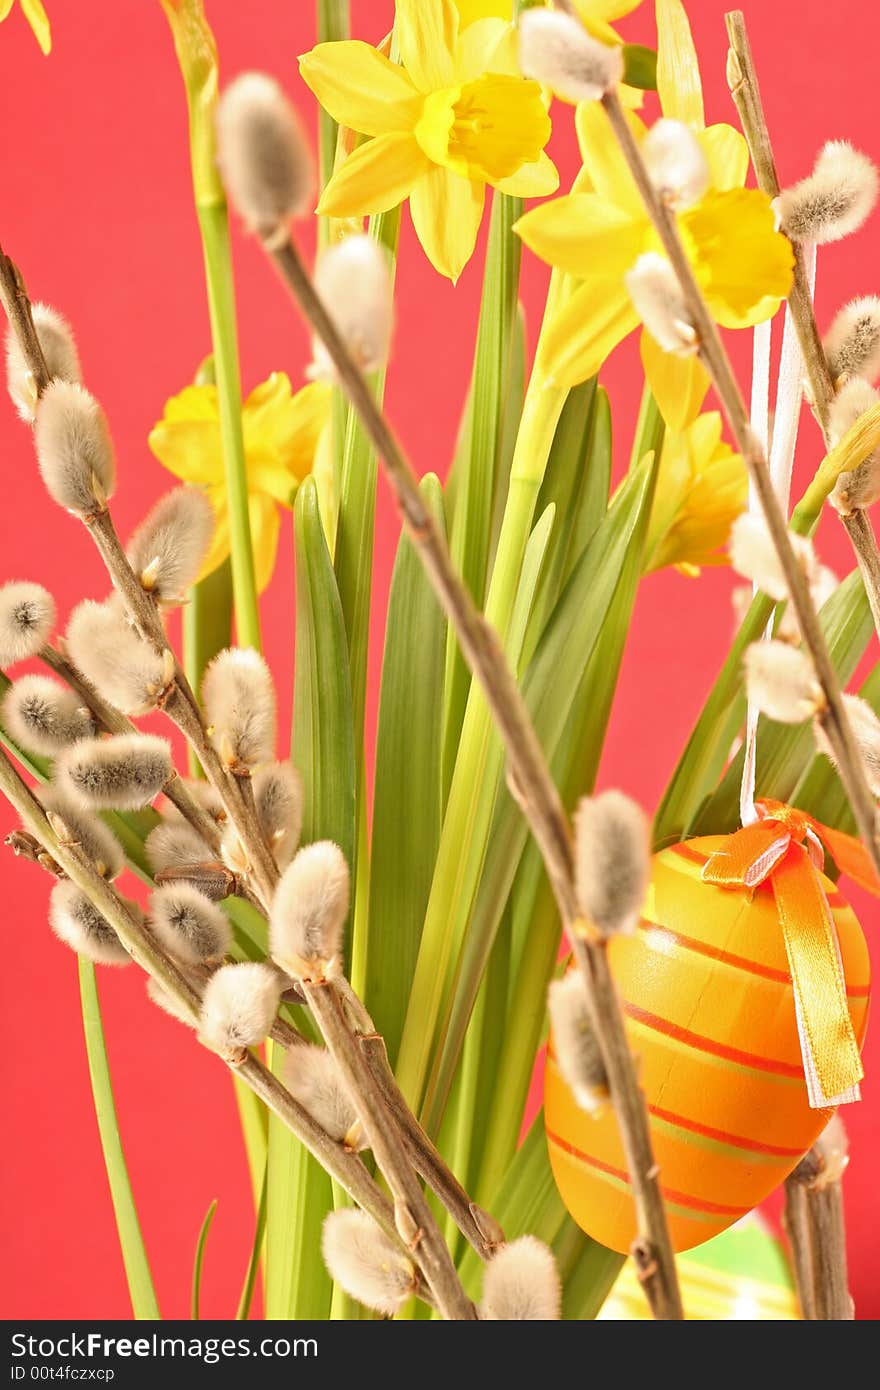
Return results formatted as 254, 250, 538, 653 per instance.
263, 231, 683, 1318
784, 1139, 854, 1320
601, 86, 880, 878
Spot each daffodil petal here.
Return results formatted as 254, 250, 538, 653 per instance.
298, 41, 421, 137
455, 0, 511, 23
640, 330, 710, 432
700, 124, 749, 192
455, 17, 517, 79
410, 165, 485, 281
21, 0, 50, 52
492, 151, 559, 198
0, 2, 16, 21
396, 0, 458, 92
656, 0, 704, 129
148, 386, 225, 486
575, 102, 646, 217
538, 280, 639, 388
242, 376, 329, 504
248, 492, 281, 594
682, 188, 794, 329
196, 491, 231, 583
317, 132, 430, 218
583, 0, 644, 21
515, 192, 645, 279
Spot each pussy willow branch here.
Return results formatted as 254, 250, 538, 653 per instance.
302, 980, 477, 1320
725, 11, 880, 654
783, 1144, 853, 1319
601, 87, 880, 878
263, 233, 683, 1320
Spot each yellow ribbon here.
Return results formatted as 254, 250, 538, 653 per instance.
701, 801, 877, 1107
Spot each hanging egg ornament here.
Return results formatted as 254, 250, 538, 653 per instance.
546, 810, 872, 1254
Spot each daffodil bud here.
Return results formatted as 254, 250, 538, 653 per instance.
198, 961, 282, 1062
518, 10, 623, 102
42, 782, 124, 881
744, 640, 824, 723
269, 840, 349, 980
642, 119, 709, 211
284, 1044, 364, 1149
149, 883, 232, 965
823, 297, 880, 384
59, 733, 173, 810
33, 380, 116, 516
66, 599, 172, 716
547, 972, 608, 1115
0, 581, 55, 666
625, 253, 697, 355
126, 487, 215, 602
145, 819, 213, 877
573, 790, 650, 938
310, 234, 394, 380
321, 1210, 415, 1316
2, 674, 94, 756
728, 513, 817, 603
49, 881, 130, 966
775, 141, 879, 245
6, 303, 81, 423
814, 693, 880, 796
201, 648, 276, 769
480, 1236, 561, 1321
254, 761, 302, 870
215, 72, 313, 242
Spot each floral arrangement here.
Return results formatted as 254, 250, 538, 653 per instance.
2, 0, 879, 1322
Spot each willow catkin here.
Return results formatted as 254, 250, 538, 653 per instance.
518, 9, 624, 101
269, 840, 349, 979
2, 674, 93, 756
0, 581, 55, 666
126, 486, 215, 602
201, 647, 276, 768
42, 781, 124, 881
573, 791, 651, 937
215, 72, 313, 241
480, 1237, 561, 1321
149, 883, 232, 965
198, 962, 282, 1060
283, 1044, 364, 1148
624, 253, 697, 355
59, 733, 173, 810
34, 380, 115, 515
6, 302, 81, 423
321, 1210, 415, 1316
775, 141, 879, 244
49, 880, 130, 966
65, 598, 170, 716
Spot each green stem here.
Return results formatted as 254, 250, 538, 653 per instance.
317, 1, 350, 197
78, 960, 160, 1320
191, 1198, 218, 1320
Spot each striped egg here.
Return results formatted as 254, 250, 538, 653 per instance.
545, 835, 871, 1253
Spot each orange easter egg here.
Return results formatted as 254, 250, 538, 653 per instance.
545, 835, 871, 1254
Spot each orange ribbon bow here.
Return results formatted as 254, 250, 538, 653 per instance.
702, 800, 879, 1108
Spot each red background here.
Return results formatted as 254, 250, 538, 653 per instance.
1, 0, 878, 1319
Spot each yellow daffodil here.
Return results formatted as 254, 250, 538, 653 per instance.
300, 0, 559, 282
148, 374, 330, 592
642, 411, 746, 575
454, 1, 643, 44
0, 0, 50, 52
515, 0, 793, 430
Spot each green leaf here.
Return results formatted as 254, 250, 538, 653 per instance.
191, 1198, 218, 1321
622, 43, 659, 90
78, 959, 160, 1319
316, 1, 350, 195
236, 1166, 267, 1321
183, 559, 232, 775
264, 1095, 334, 1319
443, 192, 523, 787
366, 476, 448, 1065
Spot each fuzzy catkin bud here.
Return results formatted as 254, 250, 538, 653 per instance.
481, 1237, 561, 1321
775, 141, 879, 245
164, 777, 227, 826
146, 976, 197, 1028
823, 297, 880, 384
198, 961, 282, 1061
827, 378, 880, 512
624, 253, 697, 355
728, 513, 816, 602
518, 10, 623, 102
548, 972, 608, 1115
0, 581, 55, 666
6, 303, 82, 423
126, 487, 215, 602
202, 648, 276, 768
2, 674, 94, 756
49, 881, 130, 966
573, 791, 650, 938
269, 840, 349, 980
814, 693, 880, 795
145, 819, 213, 876
744, 641, 824, 723
829, 377, 880, 445
642, 119, 709, 211
254, 761, 302, 870
777, 564, 838, 645
66, 599, 170, 716
284, 1044, 364, 1148
34, 380, 116, 516
59, 733, 173, 810
149, 884, 232, 965
310, 235, 394, 381
42, 782, 124, 881
215, 73, 313, 241
321, 1210, 415, 1316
